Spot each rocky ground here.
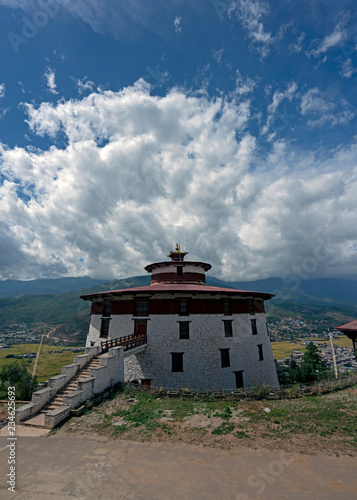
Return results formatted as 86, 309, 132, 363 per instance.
44, 386, 357, 457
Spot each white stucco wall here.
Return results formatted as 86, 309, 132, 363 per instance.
151, 264, 205, 275
85, 298, 278, 390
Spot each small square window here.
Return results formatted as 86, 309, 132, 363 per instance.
135, 299, 149, 316
179, 322, 190, 339
220, 348, 230, 368
223, 320, 233, 337
223, 301, 232, 315
258, 344, 264, 361
171, 352, 183, 372
251, 319, 257, 335
179, 300, 188, 315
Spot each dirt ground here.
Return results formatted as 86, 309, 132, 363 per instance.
0, 390, 356, 499
49, 389, 357, 457
1, 436, 357, 500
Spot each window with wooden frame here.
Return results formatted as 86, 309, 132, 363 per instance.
223, 320, 233, 337
134, 299, 149, 316
223, 300, 232, 315
220, 348, 230, 368
171, 352, 184, 372
251, 318, 258, 335
179, 321, 190, 339
179, 300, 189, 316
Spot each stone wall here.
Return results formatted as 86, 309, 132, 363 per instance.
85, 300, 279, 390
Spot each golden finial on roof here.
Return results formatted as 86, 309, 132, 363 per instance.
167, 243, 189, 261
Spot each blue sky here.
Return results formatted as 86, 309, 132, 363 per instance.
0, 0, 357, 281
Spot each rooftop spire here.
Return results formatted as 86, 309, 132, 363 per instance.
167, 243, 189, 262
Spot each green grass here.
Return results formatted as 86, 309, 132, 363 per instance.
212, 422, 234, 435
0, 344, 83, 382
88, 384, 357, 454
271, 336, 352, 360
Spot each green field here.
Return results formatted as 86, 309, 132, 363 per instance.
0, 344, 84, 383
271, 336, 353, 360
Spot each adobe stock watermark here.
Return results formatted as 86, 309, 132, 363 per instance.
57, 452, 135, 500
143, 64, 171, 87
6, 386, 17, 493
212, 0, 231, 22
235, 450, 299, 499
341, 32, 357, 62
7, 0, 71, 54
257, 104, 297, 152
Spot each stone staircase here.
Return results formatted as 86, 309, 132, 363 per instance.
40, 356, 102, 415
16, 340, 147, 430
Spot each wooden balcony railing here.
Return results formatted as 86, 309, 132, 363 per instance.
101, 333, 147, 353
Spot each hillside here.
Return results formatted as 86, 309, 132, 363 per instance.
0, 275, 356, 343
0, 277, 110, 298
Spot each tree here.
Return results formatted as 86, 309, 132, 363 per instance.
0, 360, 37, 400
288, 354, 302, 384
300, 343, 327, 383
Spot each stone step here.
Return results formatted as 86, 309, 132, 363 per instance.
36, 356, 103, 418
22, 414, 46, 427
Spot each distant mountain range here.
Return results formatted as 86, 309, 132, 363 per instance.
0, 275, 356, 343
1, 275, 357, 305
0, 277, 109, 298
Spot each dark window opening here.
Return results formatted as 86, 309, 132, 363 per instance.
100, 318, 110, 338
249, 300, 255, 315
220, 348, 230, 368
223, 300, 232, 315
171, 352, 184, 372
135, 299, 149, 316
177, 266, 183, 276
234, 370, 244, 389
179, 322, 190, 339
223, 320, 233, 337
251, 319, 258, 335
258, 344, 264, 361
102, 302, 112, 317
179, 300, 188, 315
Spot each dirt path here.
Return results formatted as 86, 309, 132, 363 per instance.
0, 436, 356, 499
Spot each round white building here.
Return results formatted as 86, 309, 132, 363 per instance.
81, 246, 279, 391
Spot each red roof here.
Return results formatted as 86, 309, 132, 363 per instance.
80, 283, 274, 300
336, 321, 357, 331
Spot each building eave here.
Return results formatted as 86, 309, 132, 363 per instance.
80, 284, 274, 301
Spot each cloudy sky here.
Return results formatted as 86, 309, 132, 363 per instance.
0, 0, 357, 282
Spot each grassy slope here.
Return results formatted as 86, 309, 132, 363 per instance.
60, 384, 357, 456
0, 344, 83, 383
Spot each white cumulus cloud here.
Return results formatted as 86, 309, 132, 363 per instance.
0, 80, 356, 282
43, 67, 59, 95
